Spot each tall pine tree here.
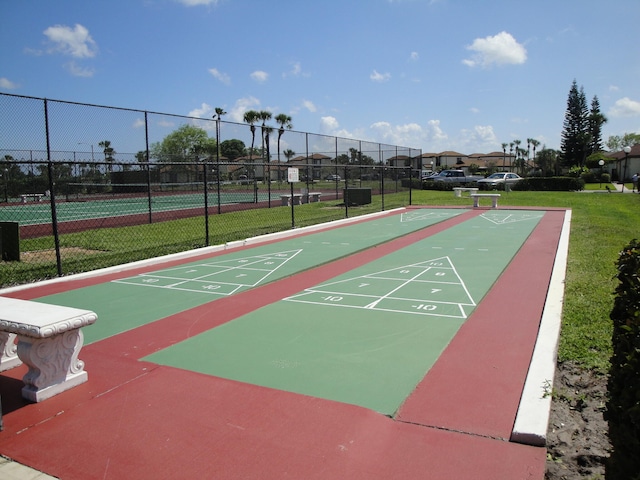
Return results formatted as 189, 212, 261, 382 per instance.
561, 80, 589, 166
588, 95, 607, 155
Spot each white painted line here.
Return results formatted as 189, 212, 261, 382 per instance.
510, 209, 571, 446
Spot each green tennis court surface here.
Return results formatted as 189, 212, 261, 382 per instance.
36, 209, 464, 343
144, 210, 544, 414
0, 191, 280, 225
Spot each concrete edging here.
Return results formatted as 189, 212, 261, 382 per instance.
510, 209, 572, 446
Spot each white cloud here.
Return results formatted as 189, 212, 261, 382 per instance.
470, 107, 480, 114
370, 121, 423, 146
283, 61, 307, 78
133, 118, 145, 129
188, 102, 214, 119
302, 100, 316, 112
175, 0, 219, 5
250, 70, 269, 83
43, 24, 97, 58
208, 68, 231, 85
65, 61, 94, 77
463, 31, 526, 68
459, 125, 498, 150
228, 96, 261, 123
409, 51, 419, 61
609, 97, 640, 117
370, 70, 391, 82
0, 77, 19, 89
319, 116, 363, 139
320, 116, 340, 134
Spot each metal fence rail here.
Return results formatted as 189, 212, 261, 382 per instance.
0, 93, 422, 288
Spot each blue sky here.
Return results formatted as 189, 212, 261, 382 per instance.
1, 0, 639, 155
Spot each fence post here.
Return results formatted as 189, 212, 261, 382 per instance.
203, 162, 209, 246
145, 111, 152, 224
380, 164, 385, 211
44, 99, 62, 277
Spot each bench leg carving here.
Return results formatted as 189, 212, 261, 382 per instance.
0, 332, 21, 372
17, 329, 88, 402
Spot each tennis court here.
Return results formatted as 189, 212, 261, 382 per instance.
0, 190, 283, 226
0, 206, 567, 479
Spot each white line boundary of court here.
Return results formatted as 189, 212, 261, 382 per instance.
0, 208, 404, 295
510, 209, 572, 447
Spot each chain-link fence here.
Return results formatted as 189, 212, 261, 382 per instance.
0, 93, 422, 288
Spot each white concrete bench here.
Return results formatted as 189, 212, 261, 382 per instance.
470, 193, 501, 208
280, 194, 303, 206
307, 192, 322, 203
20, 193, 45, 203
0, 297, 97, 402
453, 187, 479, 198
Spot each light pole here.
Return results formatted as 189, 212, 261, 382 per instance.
622, 146, 631, 192
77, 142, 94, 162
599, 159, 605, 189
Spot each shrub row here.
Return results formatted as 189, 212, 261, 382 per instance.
606, 239, 640, 480
510, 177, 585, 191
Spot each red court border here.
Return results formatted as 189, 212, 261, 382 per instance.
0, 207, 564, 479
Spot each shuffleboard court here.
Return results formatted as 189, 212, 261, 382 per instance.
33, 209, 464, 343
143, 210, 544, 414
0, 207, 563, 480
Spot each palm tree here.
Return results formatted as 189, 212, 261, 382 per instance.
257, 110, 272, 160
283, 149, 295, 162
513, 140, 522, 173
275, 113, 293, 163
530, 139, 540, 171
274, 114, 293, 182
509, 142, 514, 170
243, 110, 260, 163
214, 107, 226, 162
501, 142, 508, 169
98, 140, 115, 174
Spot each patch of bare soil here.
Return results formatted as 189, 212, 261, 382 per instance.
20, 247, 103, 263
545, 361, 610, 480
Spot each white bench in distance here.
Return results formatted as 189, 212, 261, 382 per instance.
470, 193, 501, 208
20, 193, 45, 203
0, 297, 97, 402
307, 192, 322, 203
280, 194, 303, 206
453, 187, 479, 198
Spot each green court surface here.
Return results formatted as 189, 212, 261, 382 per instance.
144, 210, 544, 414
36, 209, 464, 344
0, 191, 280, 226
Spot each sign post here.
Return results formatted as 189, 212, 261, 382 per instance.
287, 168, 299, 228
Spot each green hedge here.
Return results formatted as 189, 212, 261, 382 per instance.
511, 176, 585, 191
606, 239, 640, 480
421, 181, 461, 191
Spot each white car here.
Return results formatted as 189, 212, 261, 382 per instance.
477, 172, 522, 189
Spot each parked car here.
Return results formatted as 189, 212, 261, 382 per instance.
325, 174, 341, 181
477, 172, 522, 189
423, 169, 483, 184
